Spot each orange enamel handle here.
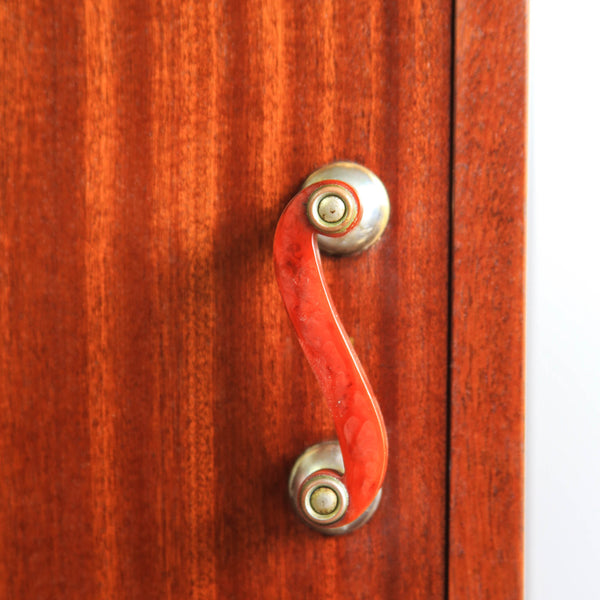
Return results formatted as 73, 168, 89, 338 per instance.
274, 163, 390, 533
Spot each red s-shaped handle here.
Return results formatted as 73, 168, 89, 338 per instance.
274, 162, 389, 534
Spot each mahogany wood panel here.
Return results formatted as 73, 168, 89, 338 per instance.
0, 1, 452, 598
449, 1, 526, 598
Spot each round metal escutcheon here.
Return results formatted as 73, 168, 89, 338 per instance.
302, 161, 390, 255
288, 440, 383, 535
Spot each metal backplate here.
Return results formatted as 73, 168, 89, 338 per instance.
302, 161, 390, 255
289, 441, 383, 535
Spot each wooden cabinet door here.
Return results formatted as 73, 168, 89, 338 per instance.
0, 1, 525, 598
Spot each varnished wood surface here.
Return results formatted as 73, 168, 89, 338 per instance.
1, 1, 454, 599
449, 1, 526, 598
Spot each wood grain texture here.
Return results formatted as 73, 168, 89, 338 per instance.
1, 1, 452, 599
449, 1, 526, 598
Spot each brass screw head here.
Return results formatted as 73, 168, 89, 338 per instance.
309, 486, 339, 515
298, 473, 349, 525
306, 183, 359, 235
317, 195, 347, 223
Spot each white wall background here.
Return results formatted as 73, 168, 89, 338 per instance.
526, 1, 600, 598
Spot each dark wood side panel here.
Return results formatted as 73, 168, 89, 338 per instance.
449, 1, 526, 598
1, 1, 452, 598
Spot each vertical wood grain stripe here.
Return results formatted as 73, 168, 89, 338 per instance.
1, 2, 92, 598
369, 2, 453, 598
449, 1, 527, 598
148, 6, 179, 595
174, 1, 219, 596
84, 0, 120, 595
